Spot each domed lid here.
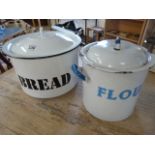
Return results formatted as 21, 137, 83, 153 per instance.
2, 27, 81, 59
81, 38, 151, 72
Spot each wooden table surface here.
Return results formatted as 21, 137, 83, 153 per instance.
0, 69, 155, 135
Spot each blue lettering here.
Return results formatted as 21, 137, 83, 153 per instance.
119, 89, 132, 100
107, 89, 117, 100
97, 84, 143, 101
98, 87, 106, 97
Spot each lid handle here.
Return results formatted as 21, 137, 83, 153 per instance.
114, 36, 121, 50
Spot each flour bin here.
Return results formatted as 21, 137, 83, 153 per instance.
72, 38, 155, 121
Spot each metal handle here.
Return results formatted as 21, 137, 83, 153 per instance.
149, 54, 155, 71
0, 43, 3, 53
114, 36, 121, 50
71, 64, 86, 81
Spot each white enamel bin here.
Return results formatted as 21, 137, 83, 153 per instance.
2, 26, 81, 98
72, 38, 155, 121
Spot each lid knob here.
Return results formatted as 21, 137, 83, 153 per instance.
114, 36, 121, 50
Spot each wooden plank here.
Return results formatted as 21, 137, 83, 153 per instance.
138, 20, 149, 45
0, 123, 16, 134
105, 32, 138, 43
104, 19, 148, 45
0, 69, 155, 134
32, 19, 36, 27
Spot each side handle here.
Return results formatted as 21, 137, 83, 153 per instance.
149, 54, 155, 71
71, 64, 86, 81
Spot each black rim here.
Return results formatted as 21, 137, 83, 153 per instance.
2, 44, 81, 60
2, 30, 81, 60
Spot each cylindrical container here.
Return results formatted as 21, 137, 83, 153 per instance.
72, 39, 155, 121
2, 26, 81, 98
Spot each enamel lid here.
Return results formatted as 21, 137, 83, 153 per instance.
81, 39, 151, 72
2, 29, 81, 59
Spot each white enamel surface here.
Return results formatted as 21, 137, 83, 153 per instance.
84, 40, 150, 71
2, 27, 81, 98
11, 47, 79, 98
78, 40, 152, 121
3, 30, 81, 58
81, 64, 148, 121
